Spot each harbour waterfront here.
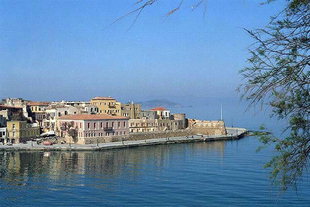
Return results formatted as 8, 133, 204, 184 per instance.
0, 127, 246, 152
0, 136, 309, 206
0, 99, 307, 206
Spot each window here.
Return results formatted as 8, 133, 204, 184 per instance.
112, 122, 114, 127
88, 123, 90, 129
80, 123, 82, 128
106, 122, 108, 127
123, 122, 126, 127
100, 122, 103, 128
118, 122, 120, 128
94, 123, 96, 128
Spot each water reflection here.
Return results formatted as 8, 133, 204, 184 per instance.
0, 142, 226, 186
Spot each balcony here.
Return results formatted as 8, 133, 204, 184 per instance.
104, 127, 113, 131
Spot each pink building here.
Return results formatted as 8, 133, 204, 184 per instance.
57, 114, 129, 144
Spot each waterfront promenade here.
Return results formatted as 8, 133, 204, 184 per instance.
0, 127, 247, 152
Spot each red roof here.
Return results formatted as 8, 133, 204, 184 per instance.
150, 107, 167, 111
27, 102, 50, 106
0, 105, 22, 109
58, 114, 128, 120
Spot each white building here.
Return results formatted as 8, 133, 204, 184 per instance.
150, 107, 171, 119
43, 105, 81, 132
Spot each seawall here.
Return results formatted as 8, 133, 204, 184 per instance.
0, 127, 247, 152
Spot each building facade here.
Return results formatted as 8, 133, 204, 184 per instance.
90, 97, 121, 116
54, 101, 99, 114
43, 105, 81, 132
6, 121, 40, 144
57, 114, 129, 144
27, 102, 50, 127
129, 119, 158, 133
0, 105, 25, 121
0, 127, 7, 144
0, 115, 6, 127
150, 107, 171, 119
121, 102, 141, 119
137, 110, 157, 120
129, 118, 186, 133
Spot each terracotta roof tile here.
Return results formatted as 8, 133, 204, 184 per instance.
58, 114, 128, 120
27, 102, 50, 106
150, 107, 167, 111
0, 105, 23, 109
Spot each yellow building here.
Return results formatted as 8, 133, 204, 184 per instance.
7, 121, 40, 144
90, 97, 121, 116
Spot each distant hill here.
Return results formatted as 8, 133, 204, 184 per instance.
138, 99, 191, 109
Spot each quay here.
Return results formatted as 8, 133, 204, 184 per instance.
0, 127, 247, 152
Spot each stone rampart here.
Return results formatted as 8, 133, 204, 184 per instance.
128, 129, 195, 141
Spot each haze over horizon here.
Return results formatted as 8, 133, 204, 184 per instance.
1, 0, 286, 102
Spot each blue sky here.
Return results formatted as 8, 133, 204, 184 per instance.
0, 0, 286, 102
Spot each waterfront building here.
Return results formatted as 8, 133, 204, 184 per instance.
157, 119, 185, 131
150, 107, 171, 119
57, 114, 129, 144
0, 115, 6, 127
54, 101, 99, 114
137, 110, 157, 120
6, 121, 40, 144
172, 113, 187, 128
0, 127, 7, 144
27, 102, 50, 127
82, 104, 99, 114
0, 105, 25, 121
121, 102, 141, 119
129, 115, 186, 133
3, 98, 31, 120
43, 105, 81, 132
2, 98, 30, 107
90, 97, 121, 116
27, 102, 50, 112
129, 119, 158, 133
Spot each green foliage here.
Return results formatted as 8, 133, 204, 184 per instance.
240, 0, 309, 190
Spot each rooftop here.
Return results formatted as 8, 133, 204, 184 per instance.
27, 102, 50, 106
91, 97, 116, 101
0, 105, 22, 109
150, 107, 168, 111
59, 114, 128, 120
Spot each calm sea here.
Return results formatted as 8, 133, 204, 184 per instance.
0, 99, 309, 206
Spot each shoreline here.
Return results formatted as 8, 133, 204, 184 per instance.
0, 128, 248, 152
